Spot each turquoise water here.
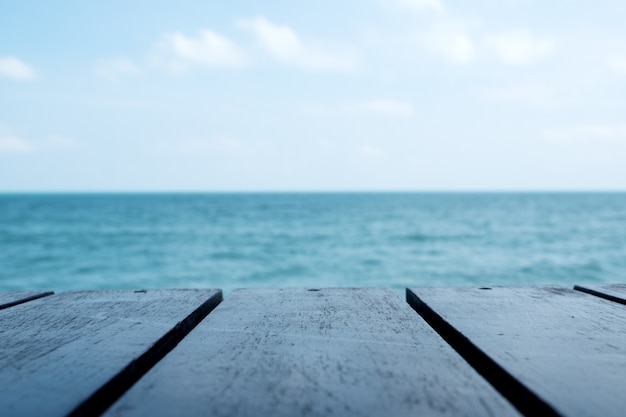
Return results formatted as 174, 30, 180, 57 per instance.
0, 193, 625, 294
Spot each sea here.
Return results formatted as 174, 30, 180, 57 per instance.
0, 193, 625, 294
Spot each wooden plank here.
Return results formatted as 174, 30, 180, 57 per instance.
574, 284, 626, 305
0, 289, 222, 417
0, 290, 53, 310
408, 286, 626, 417
105, 288, 520, 417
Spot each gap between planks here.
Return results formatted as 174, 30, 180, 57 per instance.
406, 288, 562, 417
0, 290, 54, 310
69, 290, 223, 417
573, 284, 626, 305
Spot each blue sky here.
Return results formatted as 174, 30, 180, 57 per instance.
1, 0, 626, 191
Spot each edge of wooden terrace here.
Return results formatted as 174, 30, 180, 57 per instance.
0, 283, 624, 417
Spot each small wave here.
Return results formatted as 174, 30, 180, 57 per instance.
239, 264, 311, 283
209, 251, 247, 261
361, 258, 381, 266
518, 259, 606, 284
401, 232, 476, 243
404, 233, 430, 242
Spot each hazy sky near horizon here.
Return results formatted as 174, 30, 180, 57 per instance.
1, 0, 626, 191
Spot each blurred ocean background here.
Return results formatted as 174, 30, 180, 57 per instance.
0, 192, 624, 294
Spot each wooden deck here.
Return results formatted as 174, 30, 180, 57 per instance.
1, 285, 625, 417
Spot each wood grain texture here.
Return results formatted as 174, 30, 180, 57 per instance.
574, 284, 626, 305
408, 286, 626, 417
0, 290, 53, 310
0, 289, 222, 417
105, 288, 519, 417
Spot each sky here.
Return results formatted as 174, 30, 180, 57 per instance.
1, 0, 626, 191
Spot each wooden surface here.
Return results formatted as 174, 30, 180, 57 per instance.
105, 288, 519, 417
407, 286, 626, 417
0, 290, 53, 310
574, 284, 626, 305
0, 289, 222, 417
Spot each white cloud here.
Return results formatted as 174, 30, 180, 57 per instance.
155, 30, 247, 73
0, 126, 34, 153
542, 124, 626, 142
238, 17, 359, 72
0, 56, 36, 81
392, 0, 445, 12
155, 137, 249, 154
485, 30, 554, 65
358, 144, 385, 158
420, 22, 475, 64
344, 100, 415, 117
95, 58, 140, 82
483, 84, 579, 107
0, 135, 34, 153
44, 135, 77, 150
0, 126, 76, 154
607, 56, 626, 74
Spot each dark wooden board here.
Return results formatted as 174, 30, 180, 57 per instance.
408, 286, 626, 417
0, 289, 222, 417
574, 284, 626, 305
0, 290, 53, 310
105, 288, 520, 417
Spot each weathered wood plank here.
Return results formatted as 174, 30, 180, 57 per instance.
105, 288, 520, 417
408, 286, 626, 417
0, 289, 222, 417
574, 284, 626, 305
0, 290, 54, 310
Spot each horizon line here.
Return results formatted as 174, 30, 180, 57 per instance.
1, 189, 625, 194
